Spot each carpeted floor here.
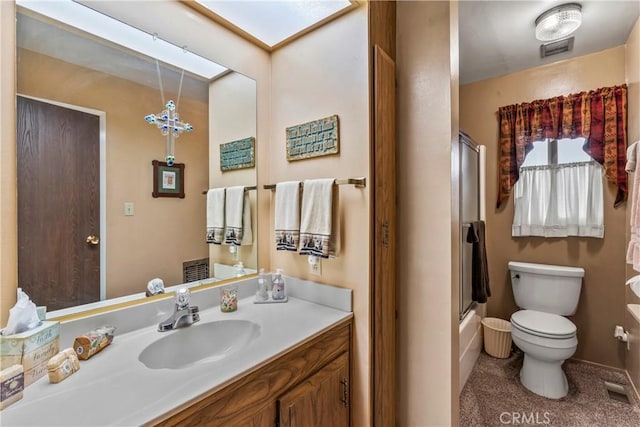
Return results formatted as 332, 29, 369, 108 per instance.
460, 350, 640, 426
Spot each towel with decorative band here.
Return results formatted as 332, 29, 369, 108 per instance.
206, 187, 225, 244
299, 178, 337, 258
224, 186, 252, 246
275, 181, 301, 251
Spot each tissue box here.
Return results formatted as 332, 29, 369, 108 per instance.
1, 321, 60, 386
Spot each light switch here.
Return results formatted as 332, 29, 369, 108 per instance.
124, 202, 134, 216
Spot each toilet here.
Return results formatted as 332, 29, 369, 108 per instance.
508, 261, 584, 399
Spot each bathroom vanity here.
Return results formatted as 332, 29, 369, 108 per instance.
1, 277, 352, 426
154, 318, 350, 426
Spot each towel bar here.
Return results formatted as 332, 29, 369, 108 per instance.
263, 177, 366, 190
201, 186, 257, 195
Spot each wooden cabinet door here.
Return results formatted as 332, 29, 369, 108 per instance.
278, 352, 349, 427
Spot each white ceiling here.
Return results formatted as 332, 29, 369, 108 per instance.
459, 0, 640, 85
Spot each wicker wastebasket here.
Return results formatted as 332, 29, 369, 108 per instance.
481, 317, 512, 358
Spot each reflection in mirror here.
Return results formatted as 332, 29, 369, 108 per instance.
15, 2, 257, 316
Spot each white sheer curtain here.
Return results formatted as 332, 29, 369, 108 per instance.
512, 161, 604, 238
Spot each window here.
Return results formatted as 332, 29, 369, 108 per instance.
513, 138, 604, 238
520, 137, 592, 167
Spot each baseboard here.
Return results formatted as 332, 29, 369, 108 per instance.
626, 369, 640, 402
568, 357, 627, 375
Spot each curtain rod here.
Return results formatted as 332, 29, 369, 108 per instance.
263, 177, 366, 190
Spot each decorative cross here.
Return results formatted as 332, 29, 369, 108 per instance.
144, 100, 193, 166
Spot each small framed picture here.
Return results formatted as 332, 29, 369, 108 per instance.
152, 160, 185, 198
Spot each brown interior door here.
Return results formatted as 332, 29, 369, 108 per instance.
17, 96, 100, 310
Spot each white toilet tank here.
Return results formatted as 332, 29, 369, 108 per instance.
509, 261, 584, 315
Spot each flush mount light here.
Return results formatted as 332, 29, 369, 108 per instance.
535, 3, 582, 42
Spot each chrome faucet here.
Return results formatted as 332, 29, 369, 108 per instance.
158, 287, 200, 332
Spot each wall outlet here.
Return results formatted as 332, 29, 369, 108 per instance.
310, 259, 322, 276
124, 202, 134, 216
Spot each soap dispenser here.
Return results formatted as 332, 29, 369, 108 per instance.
271, 269, 286, 300
234, 261, 246, 277
255, 269, 269, 301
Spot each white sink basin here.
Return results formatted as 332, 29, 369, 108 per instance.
138, 319, 260, 369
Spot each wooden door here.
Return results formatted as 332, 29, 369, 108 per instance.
278, 352, 349, 427
373, 44, 397, 425
17, 96, 100, 310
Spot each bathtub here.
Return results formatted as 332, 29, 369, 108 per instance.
459, 304, 486, 392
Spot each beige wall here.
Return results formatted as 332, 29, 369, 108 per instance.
460, 46, 628, 368
0, 0, 17, 327
18, 49, 209, 299
397, 1, 459, 425
625, 17, 640, 395
209, 72, 258, 270
268, 4, 370, 425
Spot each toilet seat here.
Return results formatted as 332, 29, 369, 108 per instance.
511, 310, 576, 339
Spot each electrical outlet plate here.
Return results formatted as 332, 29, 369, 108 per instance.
310, 260, 321, 276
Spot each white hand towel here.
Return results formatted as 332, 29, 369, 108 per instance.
626, 141, 638, 172
241, 191, 253, 246
275, 181, 301, 251
627, 141, 640, 271
206, 188, 225, 244
224, 186, 252, 246
299, 178, 338, 258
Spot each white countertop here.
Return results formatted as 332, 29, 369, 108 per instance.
1, 279, 352, 426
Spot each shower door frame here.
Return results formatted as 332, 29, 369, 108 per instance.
459, 131, 481, 320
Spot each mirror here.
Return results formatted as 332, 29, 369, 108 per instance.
15, 3, 258, 315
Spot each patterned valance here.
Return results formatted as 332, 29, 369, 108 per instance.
497, 84, 628, 208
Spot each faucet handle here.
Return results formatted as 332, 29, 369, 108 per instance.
175, 287, 191, 310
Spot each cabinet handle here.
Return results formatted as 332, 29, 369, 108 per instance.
340, 378, 348, 407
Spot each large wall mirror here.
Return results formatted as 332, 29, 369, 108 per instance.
15, 1, 258, 316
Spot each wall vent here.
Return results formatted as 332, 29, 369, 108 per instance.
540, 37, 574, 58
604, 380, 631, 404
183, 258, 209, 283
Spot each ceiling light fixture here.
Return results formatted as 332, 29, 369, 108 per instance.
535, 3, 582, 42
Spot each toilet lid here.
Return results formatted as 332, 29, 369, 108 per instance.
511, 310, 576, 339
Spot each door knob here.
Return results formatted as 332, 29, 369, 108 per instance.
86, 235, 100, 245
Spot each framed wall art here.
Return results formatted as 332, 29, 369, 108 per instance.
219, 137, 255, 171
152, 160, 185, 198
286, 115, 339, 161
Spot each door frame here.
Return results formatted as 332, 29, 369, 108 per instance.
18, 94, 107, 300
369, 1, 397, 426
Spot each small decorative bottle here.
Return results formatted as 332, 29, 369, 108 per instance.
256, 269, 269, 301
271, 269, 286, 300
